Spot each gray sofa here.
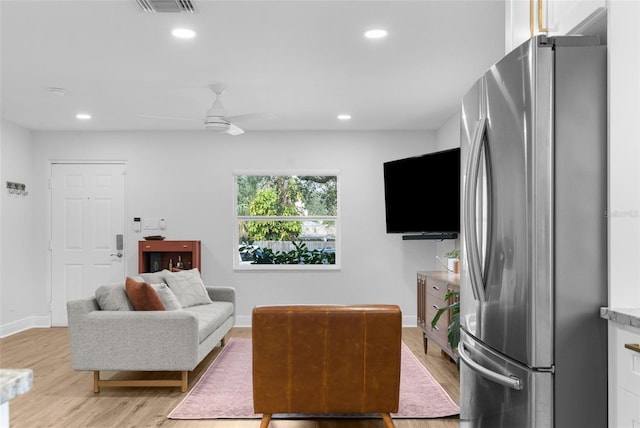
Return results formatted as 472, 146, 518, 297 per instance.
66, 269, 235, 393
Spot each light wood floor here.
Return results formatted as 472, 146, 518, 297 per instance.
0, 327, 460, 428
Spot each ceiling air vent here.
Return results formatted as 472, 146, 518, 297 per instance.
136, 0, 195, 13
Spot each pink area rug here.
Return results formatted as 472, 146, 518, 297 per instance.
168, 337, 459, 420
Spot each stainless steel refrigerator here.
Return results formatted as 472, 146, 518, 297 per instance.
459, 34, 608, 428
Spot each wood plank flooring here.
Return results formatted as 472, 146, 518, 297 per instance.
0, 327, 460, 428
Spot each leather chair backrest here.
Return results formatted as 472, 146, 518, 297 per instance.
252, 304, 402, 415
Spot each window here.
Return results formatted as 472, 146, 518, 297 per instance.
233, 171, 339, 270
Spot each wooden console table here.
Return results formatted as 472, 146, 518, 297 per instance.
417, 271, 459, 360
138, 240, 201, 273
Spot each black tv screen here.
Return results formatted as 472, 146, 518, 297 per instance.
383, 148, 460, 234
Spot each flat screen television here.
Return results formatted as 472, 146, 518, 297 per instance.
383, 147, 460, 237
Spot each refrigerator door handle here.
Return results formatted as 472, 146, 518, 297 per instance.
458, 341, 524, 391
464, 115, 487, 302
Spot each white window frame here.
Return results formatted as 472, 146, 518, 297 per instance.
233, 169, 340, 271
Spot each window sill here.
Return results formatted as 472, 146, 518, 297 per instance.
233, 262, 341, 271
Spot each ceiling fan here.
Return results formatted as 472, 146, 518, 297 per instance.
139, 84, 246, 135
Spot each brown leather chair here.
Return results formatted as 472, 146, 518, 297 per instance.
252, 304, 402, 428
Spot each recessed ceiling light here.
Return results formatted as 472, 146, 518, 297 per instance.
337, 114, 352, 121
364, 29, 388, 39
172, 28, 196, 39
76, 113, 92, 120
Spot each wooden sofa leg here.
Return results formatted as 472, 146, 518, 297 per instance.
381, 413, 395, 428
93, 371, 100, 393
181, 371, 188, 392
260, 414, 272, 428
221, 335, 226, 347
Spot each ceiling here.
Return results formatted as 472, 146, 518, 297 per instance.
0, 0, 505, 133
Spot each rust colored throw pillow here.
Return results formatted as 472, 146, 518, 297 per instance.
125, 277, 165, 311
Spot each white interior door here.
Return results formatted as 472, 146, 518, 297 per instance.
50, 163, 126, 326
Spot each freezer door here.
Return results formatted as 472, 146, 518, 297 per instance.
460, 35, 554, 368
459, 330, 553, 428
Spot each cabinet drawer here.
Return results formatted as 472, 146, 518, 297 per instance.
426, 278, 451, 300
140, 240, 194, 252
615, 325, 640, 395
616, 387, 640, 428
427, 302, 449, 337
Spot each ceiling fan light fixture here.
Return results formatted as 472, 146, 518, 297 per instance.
204, 116, 230, 131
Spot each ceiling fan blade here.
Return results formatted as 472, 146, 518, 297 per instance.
227, 112, 273, 123
226, 123, 245, 136
138, 113, 200, 122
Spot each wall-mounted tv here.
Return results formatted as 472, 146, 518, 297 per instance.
383, 147, 460, 238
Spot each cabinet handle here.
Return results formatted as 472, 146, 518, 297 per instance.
433, 325, 440, 331
432, 304, 440, 310
625, 343, 640, 354
432, 286, 440, 291
537, 0, 548, 33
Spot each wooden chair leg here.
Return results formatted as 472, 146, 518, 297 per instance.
381, 413, 395, 428
260, 414, 272, 428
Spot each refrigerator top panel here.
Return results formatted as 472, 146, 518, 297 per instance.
459, 35, 606, 369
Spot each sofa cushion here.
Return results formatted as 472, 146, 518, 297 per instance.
151, 283, 182, 311
185, 302, 235, 343
125, 277, 165, 311
95, 284, 133, 311
163, 268, 213, 308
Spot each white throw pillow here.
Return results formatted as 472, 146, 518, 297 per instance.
151, 283, 182, 311
163, 268, 212, 308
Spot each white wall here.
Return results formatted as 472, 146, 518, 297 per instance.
436, 112, 461, 152
0, 120, 43, 336
0, 128, 457, 332
607, 0, 640, 307
433, 112, 462, 260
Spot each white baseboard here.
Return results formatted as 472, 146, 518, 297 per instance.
234, 315, 418, 328
235, 315, 251, 327
0, 316, 50, 338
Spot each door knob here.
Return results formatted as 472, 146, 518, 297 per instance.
110, 251, 123, 258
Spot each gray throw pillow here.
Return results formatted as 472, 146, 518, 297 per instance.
137, 271, 167, 284
95, 284, 133, 311
163, 268, 212, 308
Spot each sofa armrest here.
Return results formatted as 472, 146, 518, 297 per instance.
206, 286, 235, 306
67, 298, 200, 371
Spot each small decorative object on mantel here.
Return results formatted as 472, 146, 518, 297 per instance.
143, 235, 165, 241
175, 256, 184, 269
445, 249, 460, 274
